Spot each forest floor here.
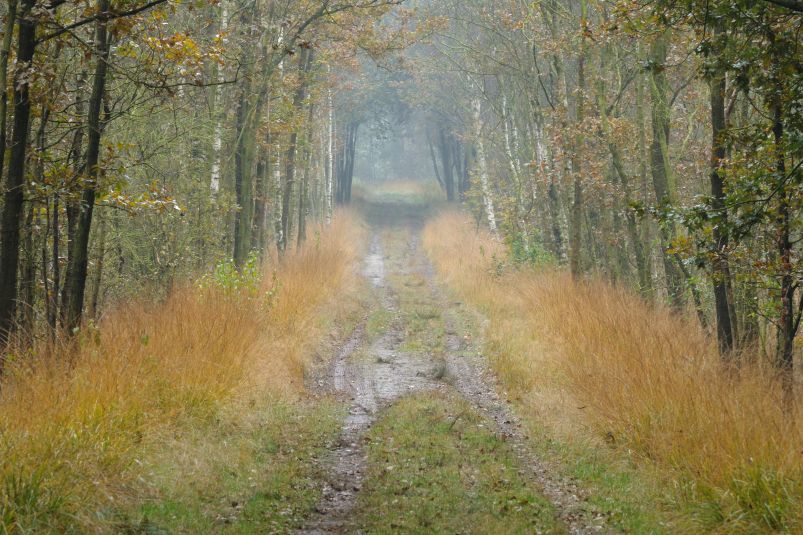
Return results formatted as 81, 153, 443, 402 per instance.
297, 197, 610, 534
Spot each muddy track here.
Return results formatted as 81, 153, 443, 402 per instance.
299, 208, 608, 534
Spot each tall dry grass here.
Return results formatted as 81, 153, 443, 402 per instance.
0, 210, 363, 532
424, 210, 803, 532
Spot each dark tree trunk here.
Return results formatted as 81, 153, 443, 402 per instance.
232, 6, 259, 266
0, 0, 18, 186
649, 33, 686, 310
569, 25, 586, 279
610, 148, 647, 291
344, 123, 357, 202
280, 139, 297, 254
253, 145, 268, 256
296, 147, 309, 248
280, 48, 311, 254
19, 104, 50, 342
438, 127, 455, 201
635, 49, 654, 301
233, 83, 254, 264
60, 71, 88, 327
771, 87, 796, 406
426, 129, 444, 192
63, 0, 110, 333
458, 146, 471, 198
336, 121, 359, 204
42, 199, 61, 334
19, 201, 36, 341
297, 103, 314, 248
0, 0, 37, 347
548, 175, 564, 261
569, 0, 588, 279
88, 210, 107, 320
708, 30, 735, 356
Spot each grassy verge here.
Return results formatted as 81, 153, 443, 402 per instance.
354, 392, 561, 534
423, 210, 803, 533
0, 210, 364, 533
126, 398, 343, 534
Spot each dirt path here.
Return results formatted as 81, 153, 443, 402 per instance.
299, 206, 608, 534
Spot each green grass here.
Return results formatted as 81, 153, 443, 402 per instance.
121, 399, 343, 534
354, 393, 562, 534
366, 307, 393, 340
524, 425, 670, 534
394, 282, 447, 354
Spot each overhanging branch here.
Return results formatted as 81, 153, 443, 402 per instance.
38, 0, 169, 43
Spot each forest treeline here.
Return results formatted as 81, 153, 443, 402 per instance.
410, 0, 801, 391
0, 0, 408, 354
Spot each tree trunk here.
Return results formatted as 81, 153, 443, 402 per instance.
46, 196, 59, 334
438, 127, 456, 201
569, 0, 587, 279
232, 6, 259, 266
232, 80, 255, 265
345, 123, 358, 202
325, 84, 334, 224
459, 145, 470, 198
19, 104, 50, 341
297, 103, 314, 248
63, 0, 110, 333
0, 0, 37, 346
88, 210, 107, 321
280, 48, 311, 254
253, 144, 268, 257
336, 121, 359, 204
648, 32, 686, 309
547, 174, 565, 262
471, 98, 498, 235
635, 50, 654, 300
771, 84, 795, 406
61, 71, 88, 327
0, 0, 18, 185
709, 25, 735, 356
19, 201, 35, 341
209, 0, 228, 194
427, 128, 445, 192
600, 91, 648, 292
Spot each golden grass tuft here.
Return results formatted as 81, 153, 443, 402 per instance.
0, 209, 363, 532
423, 210, 803, 532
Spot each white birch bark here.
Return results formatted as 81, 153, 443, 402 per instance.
502, 94, 521, 180
472, 98, 498, 236
502, 94, 528, 252
325, 82, 334, 225
209, 0, 228, 194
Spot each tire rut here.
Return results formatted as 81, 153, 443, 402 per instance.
299, 214, 610, 534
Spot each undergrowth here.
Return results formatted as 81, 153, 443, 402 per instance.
0, 211, 363, 533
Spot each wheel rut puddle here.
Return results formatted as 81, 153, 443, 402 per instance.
299, 218, 610, 534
